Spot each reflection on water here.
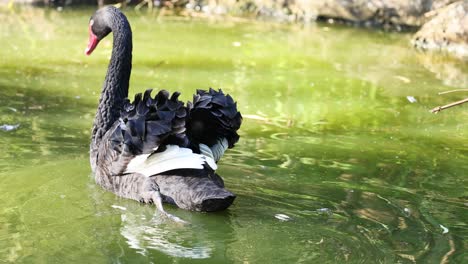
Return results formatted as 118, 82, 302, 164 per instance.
117, 207, 212, 259
0, 6, 467, 264
416, 52, 468, 88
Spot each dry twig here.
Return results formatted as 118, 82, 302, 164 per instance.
438, 89, 468, 95
431, 97, 468, 113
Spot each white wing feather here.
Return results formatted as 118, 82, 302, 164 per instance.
124, 145, 217, 177
199, 138, 228, 162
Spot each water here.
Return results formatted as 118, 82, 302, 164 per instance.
1, 6, 467, 263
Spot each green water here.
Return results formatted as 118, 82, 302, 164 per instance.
1, 6, 467, 263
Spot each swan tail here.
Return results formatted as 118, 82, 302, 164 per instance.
110, 89, 188, 156
186, 88, 242, 150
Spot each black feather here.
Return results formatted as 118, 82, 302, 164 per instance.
109, 87, 241, 159
187, 88, 242, 148
109, 89, 188, 156
146, 120, 172, 135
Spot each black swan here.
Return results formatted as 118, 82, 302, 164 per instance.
85, 6, 242, 221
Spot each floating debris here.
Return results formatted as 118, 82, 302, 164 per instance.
275, 214, 291, 221
440, 224, 449, 234
232, 41, 242, 47
279, 154, 292, 169
111, 205, 127, 211
7, 107, 17, 112
403, 207, 412, 217
316, 238, 324, 245
243, 114, 268, 121
28, 105, 43, 110
395, 75, 411, 83
316, 208, 333, 216
406, 96, 417, 103
0, 124, 20, 132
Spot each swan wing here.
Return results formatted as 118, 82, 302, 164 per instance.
124, 145, 217, 177
186, 88, 242, 160
109, 89, 188, 153
102, 90, 193, 175
102, 89, 239, 176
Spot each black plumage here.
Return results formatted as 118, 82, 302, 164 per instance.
110, 89, 188, 155
187, 88, 242, 148
87, 6, 241, 214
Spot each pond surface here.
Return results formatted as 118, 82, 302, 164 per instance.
0, 6, 467, 263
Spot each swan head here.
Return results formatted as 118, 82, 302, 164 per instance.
85, 7, 114, 55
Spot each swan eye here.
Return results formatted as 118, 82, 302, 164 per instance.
89, 20, 95, 32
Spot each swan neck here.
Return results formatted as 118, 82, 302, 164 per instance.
91, 10, 132, 151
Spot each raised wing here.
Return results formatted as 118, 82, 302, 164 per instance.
110, 89, 188, 155
105, 89, 213, 176
186, 88, 242, 158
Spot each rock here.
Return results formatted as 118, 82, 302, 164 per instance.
198, 1, 458, 28
412, 1, 468, 60
306, 0, 464, 28
307, 0, 431, 28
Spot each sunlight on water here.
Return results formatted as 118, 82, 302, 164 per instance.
0, 6, 467, 264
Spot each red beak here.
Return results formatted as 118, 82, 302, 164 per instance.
85, 23, 99, 55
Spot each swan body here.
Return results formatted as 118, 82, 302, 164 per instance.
86, 6, 242, 215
